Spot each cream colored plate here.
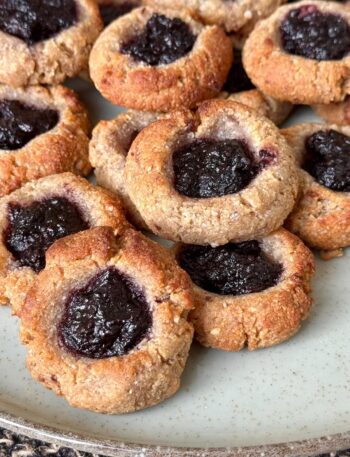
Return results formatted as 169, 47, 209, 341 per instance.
1, 79, 350, 456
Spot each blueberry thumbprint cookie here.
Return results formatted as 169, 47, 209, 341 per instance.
89, 7, 233, 111
125, 99, 299, 245
98, 0, 142, 26
174, 228, 315, 351
0, 85, 91, 197
0, 173, 129, 315
243, 1, 350, 104
283, 124, 350, 255
0, 0, 102, 86
20, 227, 194, 413
90, 110, 163, 228
222, 49, 293, 125
143, 0, 284, 35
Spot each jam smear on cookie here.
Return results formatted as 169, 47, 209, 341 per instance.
99, 2, 139, 27
223, 49, 255, 93
5, 197, 88, 272
59, 268, 152, 358
280, 6, 350, 61
0, 100, 59, 151
178, 241, 283, 296
0, 0, 77, 45
304, 129, 350, 191
173, 138, 259, 198
121, 13, 196, 65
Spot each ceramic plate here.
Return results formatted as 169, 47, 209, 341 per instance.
1, 79, 350, 457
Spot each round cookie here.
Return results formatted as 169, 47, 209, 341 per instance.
90, 110, 163, 228
0, 85, 91, 197
173, 228, 315, 351
143, 0, 285, 35
243, 1, 350, 105
221, 49, 293, 125
125, 99, 299, 245
312, 97, 350, 125
89, 6, 233, 111
282, 123, 350, 254
20, 226, 194, 414
98, 0, 142, 26
0, 172, 129, 315
0, 0, 102, 87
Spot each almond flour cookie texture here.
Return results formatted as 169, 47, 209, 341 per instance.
89, 110, 163, 228
312, 97, 350, 125
20, 226, 194, 414
0, 173, 129, 315
283, 123, 350, 254
243, 0, 350, 104
0, 85, 91, 197
0, 0, 103, 86
173, 228, 315, 351
125, 99, 299, 245
89, 6, 233, 111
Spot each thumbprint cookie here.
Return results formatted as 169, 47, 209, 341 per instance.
124, 99, 299, 245
20, 226, 193, 413
0, 173, 129, 315
89, 7, 233, 111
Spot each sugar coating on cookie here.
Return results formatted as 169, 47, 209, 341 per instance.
0, 172, 129, 315
283, 123, 350, 251
0, 85, 91, 197
89, 6, 233, 111
173, 228, 315, 351
0, 0, 103, 86
125, 99, 299, 245
243, 0, 350, 104
20, 226, 193, 414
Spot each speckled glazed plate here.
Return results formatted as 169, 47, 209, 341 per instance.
1, 79, 350, 457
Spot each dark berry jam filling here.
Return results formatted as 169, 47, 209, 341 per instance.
4, 197, 88, 272
0, 0, 77, 45
121, 13, 196, 65
0, 100, 59, 151
280, 6, 350, 61
223, 49, 255, 93
99, 2, 138, 27
58, 268, 152, 359
178, 241, 283, 296
304, 129, 350, 192
173, 138, 260, 198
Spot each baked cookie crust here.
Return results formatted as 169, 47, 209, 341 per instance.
282, 123, 350, 252
0, 0, 102, 87
243, 1, 350, 105
143, 0, 285, 34
312, 97, 350, 126
173, 228, 315, 351
89, 6, 233, 111
0, 172, 129, 315
125, 99, 299, 245
0, 85, 91, 197
90, 110, 162, 228
20, 226, 194, 414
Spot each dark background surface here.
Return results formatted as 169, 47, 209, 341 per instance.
1, 428, 350, 457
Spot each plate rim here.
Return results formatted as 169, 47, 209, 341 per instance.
1, 409, 350, 456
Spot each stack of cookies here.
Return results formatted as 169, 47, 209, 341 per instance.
0, 0, 348, 415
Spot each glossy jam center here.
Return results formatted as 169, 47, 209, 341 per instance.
0, 100, 58, 151
58, 268, 152, 359
99, 2, 138, 27
304, 129, 350, 191
121, 13, 196, 65
4, 197, 88, 272
0, 0, 77, 45
223, 49, 255, 93
173, 138, 259, 198
280, 6, 350, 61
178, 241, 283, 296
